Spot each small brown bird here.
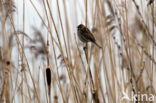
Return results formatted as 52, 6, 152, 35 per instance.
77, 24, 101, 48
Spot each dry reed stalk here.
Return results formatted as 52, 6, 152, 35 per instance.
0, 0, 15, 102
41, 1, 67, 102
0, 0, 155, 103
9, 17, 41, 103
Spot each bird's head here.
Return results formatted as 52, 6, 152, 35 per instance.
77, 24, 85, 30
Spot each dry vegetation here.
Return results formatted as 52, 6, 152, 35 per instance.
0, 0, 156, 103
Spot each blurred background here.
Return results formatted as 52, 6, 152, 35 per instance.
0, 0, 156, 103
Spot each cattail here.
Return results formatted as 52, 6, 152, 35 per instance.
46, 68, 51, 95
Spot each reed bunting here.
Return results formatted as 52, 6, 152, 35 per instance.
77, 24, 101, 48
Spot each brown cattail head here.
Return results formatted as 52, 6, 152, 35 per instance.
46, 68, 51, 87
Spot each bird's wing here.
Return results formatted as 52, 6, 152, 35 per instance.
84, 27, 96, 42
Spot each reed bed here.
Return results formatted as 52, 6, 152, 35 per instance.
0, 0, 156, 103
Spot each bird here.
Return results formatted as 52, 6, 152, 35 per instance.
77, 24, 101, 48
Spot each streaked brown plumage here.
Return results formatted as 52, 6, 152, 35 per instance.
77, 24, 101, 48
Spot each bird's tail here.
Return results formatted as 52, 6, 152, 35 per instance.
94, 42, 102, 48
